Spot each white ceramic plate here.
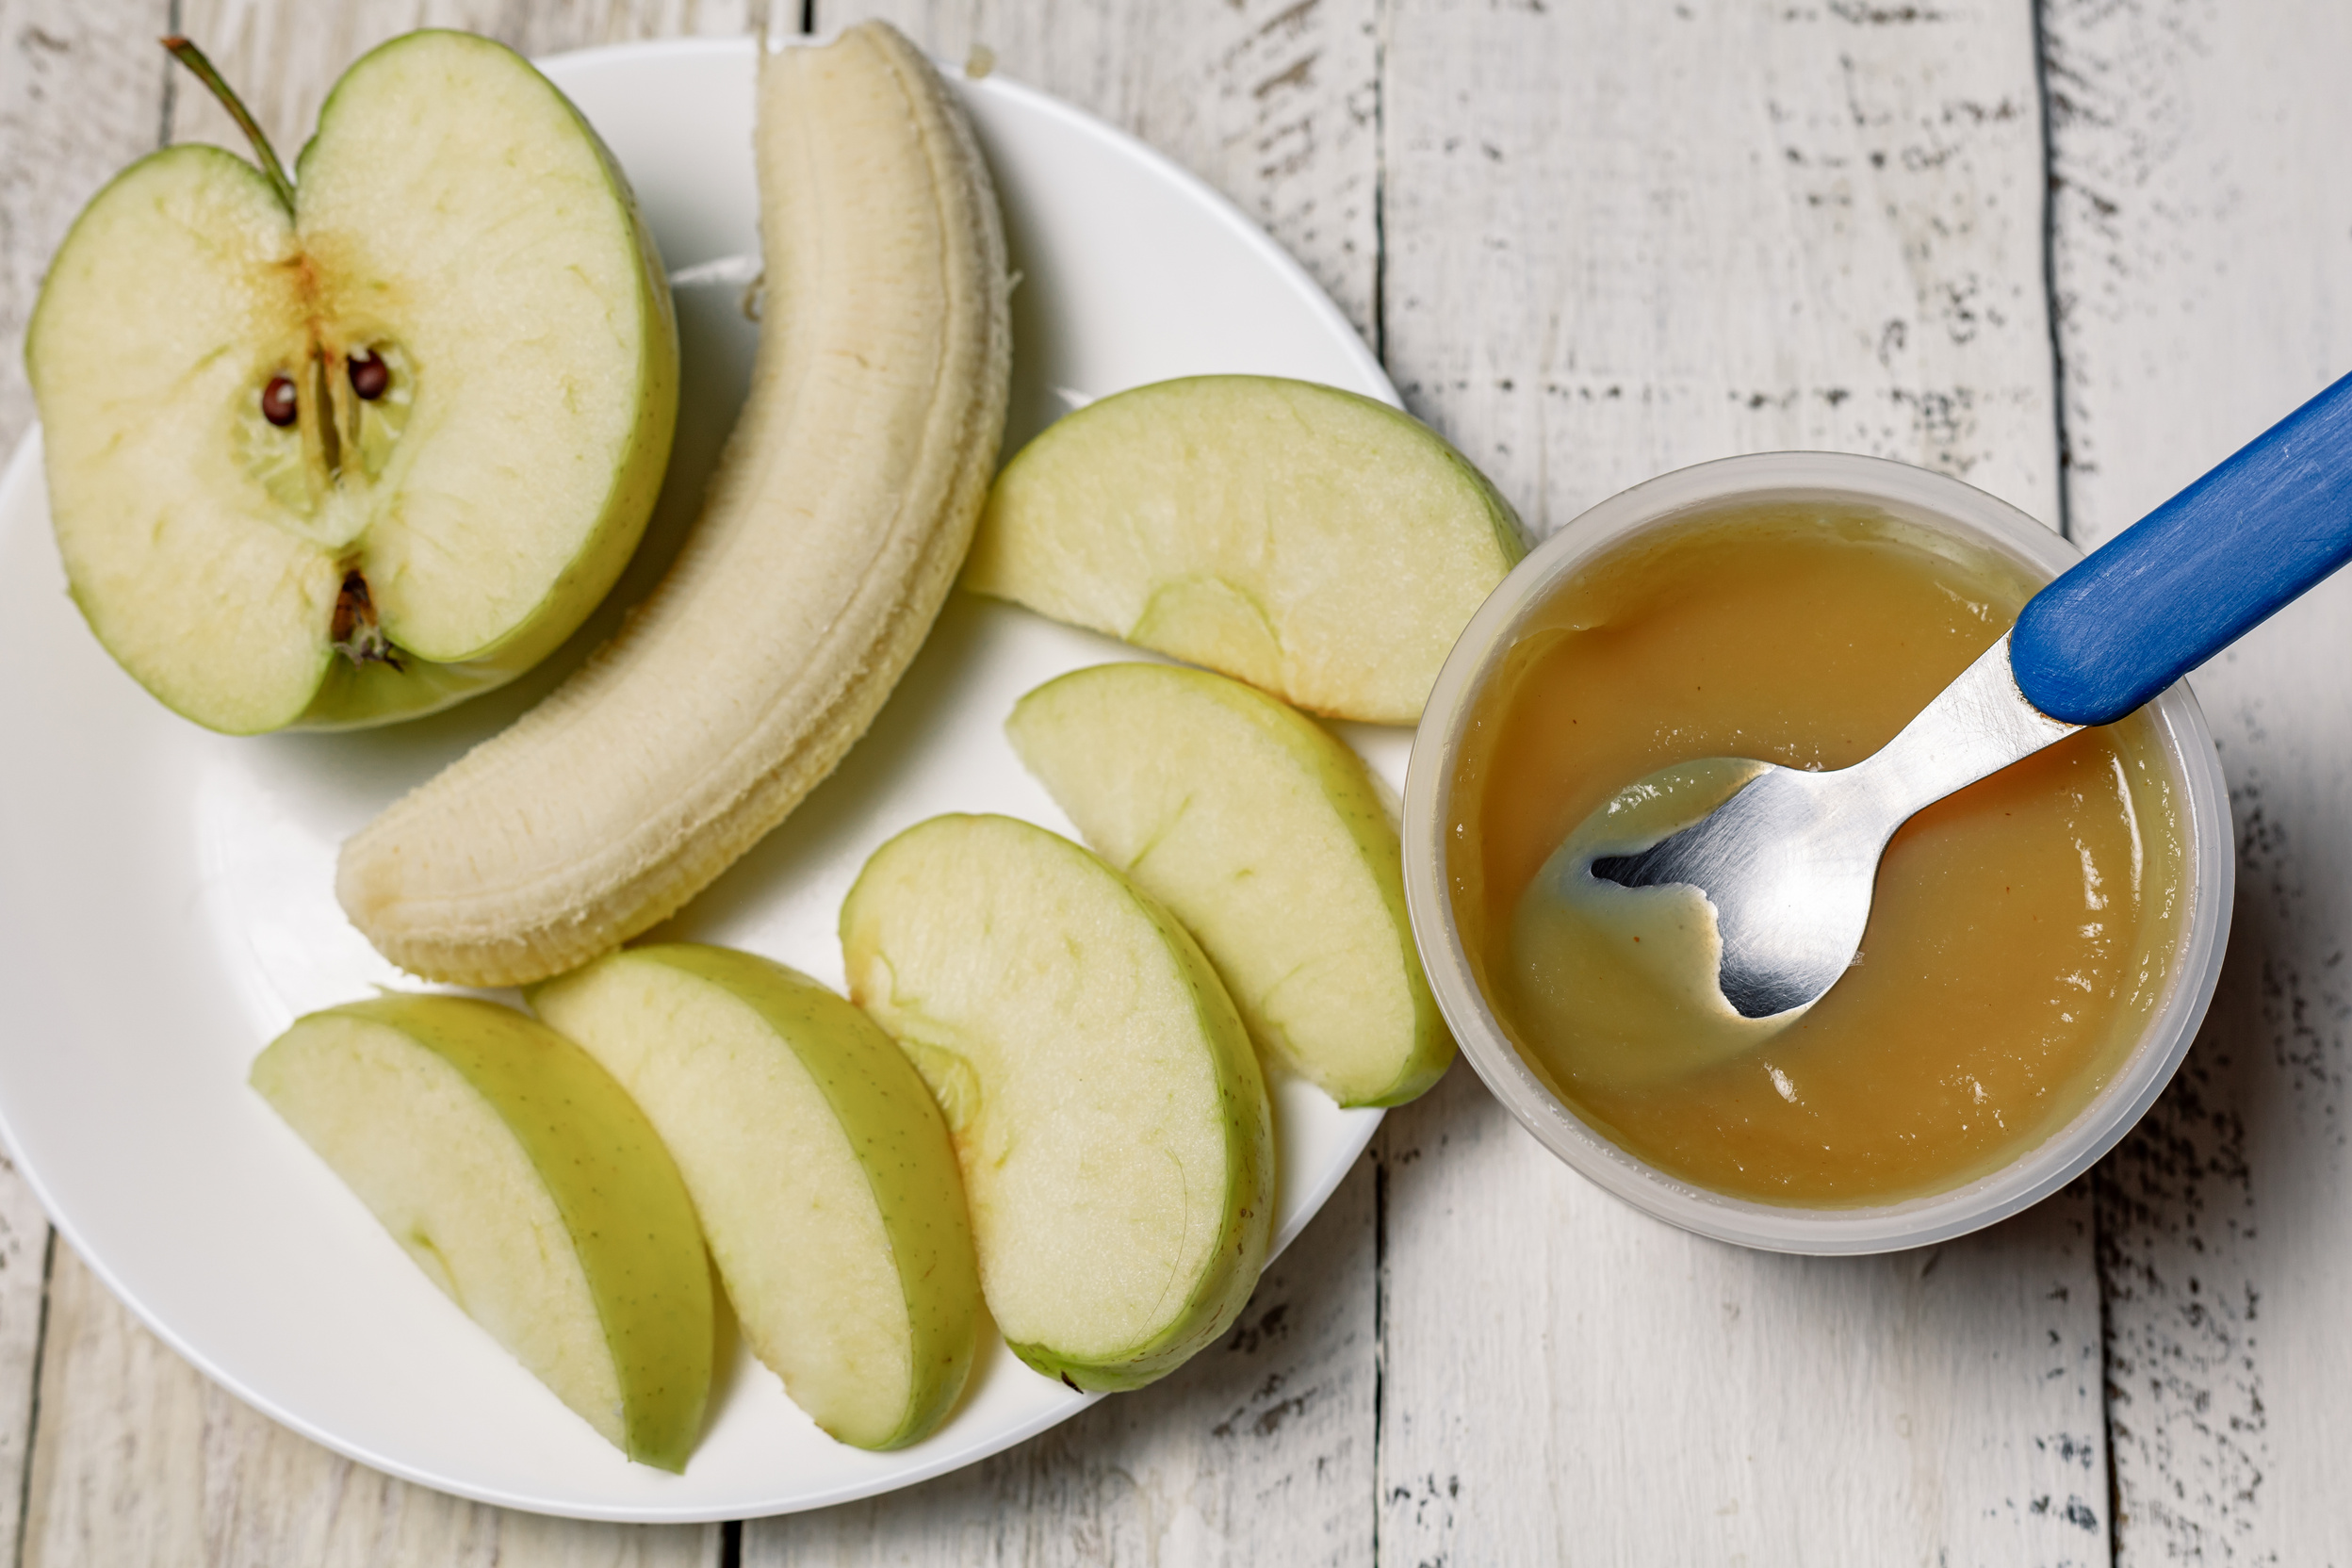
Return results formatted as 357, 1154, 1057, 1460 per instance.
0, 37, 1402, 1522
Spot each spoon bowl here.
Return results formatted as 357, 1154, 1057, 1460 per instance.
1582, 631, 2077, 1018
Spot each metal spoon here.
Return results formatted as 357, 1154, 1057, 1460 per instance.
1586, 369, 2352, 1021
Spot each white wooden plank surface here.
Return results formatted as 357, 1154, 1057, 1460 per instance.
163, 0, 762, 157
0, 0, 170, 450
806, 0, 1381, 343
1384, 0, 2065, 533
751, 3, 1384, 1560
1375, 3, 2111, 1563
2044, 2, 2352, 1562
8, 7, 751, 1561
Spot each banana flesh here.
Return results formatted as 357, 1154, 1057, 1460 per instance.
337, 23, 1012, 987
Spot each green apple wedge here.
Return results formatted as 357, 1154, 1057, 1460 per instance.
963, 375, 1523, 724
250, 993, 710, 1471
25, 33, 677, 734
529, 944, 983, 1450
840, 814, 1274, 1393
1008, 662, 1451, 1107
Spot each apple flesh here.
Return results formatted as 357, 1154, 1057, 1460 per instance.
840, 814, 1274, 1393
250, 993, 711, 1471
963, 375, 1523, 724
530, 944, 984, 1450
25, 32, 678, 734
1009, 662, 1452, 1107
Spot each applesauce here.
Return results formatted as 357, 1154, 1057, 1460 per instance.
1446, 502, 2188, 1206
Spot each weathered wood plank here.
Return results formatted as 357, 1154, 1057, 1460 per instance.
166, 0, 760, 152
21, 1244, 721, 1568
1385, 0, 2062, 532
746, 1, 1383, 1559
1380, 1079, 2110, 1563
9, 5, 752, 1562
1376, 2, 2109, 1562
0, 0, 170, 460
0, 1, 175, 1556
807, 0, 1380, 345
2044, 1, 2352, 1561
0, 1166, 46, 1564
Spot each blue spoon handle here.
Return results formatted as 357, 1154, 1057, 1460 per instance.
2011, 369, 2352, 727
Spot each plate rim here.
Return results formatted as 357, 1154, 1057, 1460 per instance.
0, 33, 1395, 1523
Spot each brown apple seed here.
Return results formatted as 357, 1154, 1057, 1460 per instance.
261, 374, 297, 427
348, 350, 390, 401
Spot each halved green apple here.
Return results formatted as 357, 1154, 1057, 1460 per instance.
1009, 662, 1451, 1106
530, 944, 983, 1450
963, 375, 1523, 724
25, 32, 678, 734
840, 814, 1274, 1392
251, 993, 711, 1471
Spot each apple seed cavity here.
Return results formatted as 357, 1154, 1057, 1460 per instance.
330, 569, 402, 670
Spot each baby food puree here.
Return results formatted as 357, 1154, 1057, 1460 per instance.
1448, 502, 2186, 1206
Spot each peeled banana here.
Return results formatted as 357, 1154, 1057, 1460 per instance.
337, 23, 1012, 987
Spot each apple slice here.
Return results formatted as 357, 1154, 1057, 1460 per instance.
1008, 662, 1451, 1106
529, 944, 984, 1450
840, 814, 1274, 1392
250, 993, 710, 1471
963, 375, 1523, 724
26, 33, 677, 733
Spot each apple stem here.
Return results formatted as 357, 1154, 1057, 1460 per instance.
161, 37, 297, 211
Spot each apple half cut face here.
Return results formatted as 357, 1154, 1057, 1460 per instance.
24, 31, 678, 734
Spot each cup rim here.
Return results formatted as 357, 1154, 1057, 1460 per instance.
1401, 450, 2234, 1255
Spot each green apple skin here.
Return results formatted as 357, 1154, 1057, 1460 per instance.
963, 375, 1524, 725
840, 814, 1274, 1394
251, 993, 711, 1471
529, 944, 984, 1450
1009, 662, 1452, 1107
25, 31, 678, 735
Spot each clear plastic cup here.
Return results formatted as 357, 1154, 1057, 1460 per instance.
1402, 451, 2233, 1254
